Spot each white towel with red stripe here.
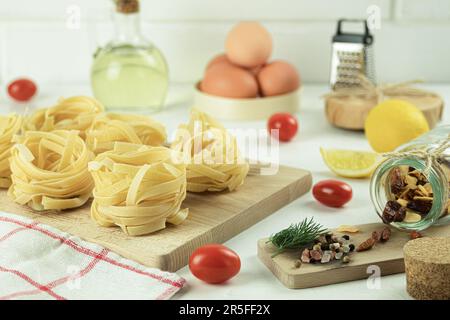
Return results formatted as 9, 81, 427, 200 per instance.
0, 212, 186, 300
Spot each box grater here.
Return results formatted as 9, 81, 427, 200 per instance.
329, 19, 375, 89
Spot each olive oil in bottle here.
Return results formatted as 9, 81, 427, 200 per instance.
90, 0, 168, 111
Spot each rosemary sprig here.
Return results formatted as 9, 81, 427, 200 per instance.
267, 218, 327, 257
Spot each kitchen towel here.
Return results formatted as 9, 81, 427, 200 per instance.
0, 211, 186, 300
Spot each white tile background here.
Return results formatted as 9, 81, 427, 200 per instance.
0, 0, 449, 86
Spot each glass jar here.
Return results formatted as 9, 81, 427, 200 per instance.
370, 125, 450, 231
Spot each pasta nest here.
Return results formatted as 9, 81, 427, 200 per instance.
171, 109, 249, 192
86, 113, 167, 155
25, 96, 104, 139
8, 130, 94, 211
0, 114, 23, 188
88, 142, 188, 236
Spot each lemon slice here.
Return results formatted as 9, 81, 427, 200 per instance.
320, 148, 381, 178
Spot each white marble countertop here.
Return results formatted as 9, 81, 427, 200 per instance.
1, 83, 449, 300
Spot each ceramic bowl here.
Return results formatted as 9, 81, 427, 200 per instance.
193, 82, 300, 120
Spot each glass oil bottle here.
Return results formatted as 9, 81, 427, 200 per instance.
91, 0, 169, 111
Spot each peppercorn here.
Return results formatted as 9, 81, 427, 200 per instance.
335, 252, 343, 260
301, 248, 311, 263
342, 235, 350, 240
349, 244, 355, 252
294, 259, 302, 268
410, 231, 422, 240
310, 250, 322, 262
330, 251, 336, 260
321, 251, 332, 264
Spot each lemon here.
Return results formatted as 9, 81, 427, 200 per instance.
364, 99, 429, 153
320, 148, 381, 178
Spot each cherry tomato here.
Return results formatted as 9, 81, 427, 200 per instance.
312, 179, 352, 208
7, 78, 37, 102
267, 112, 298, 142
189, 244, 241, 284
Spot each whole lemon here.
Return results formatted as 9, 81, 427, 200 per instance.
364, 99, 429, 153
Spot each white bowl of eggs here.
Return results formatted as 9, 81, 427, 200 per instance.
194, 22, 301, 121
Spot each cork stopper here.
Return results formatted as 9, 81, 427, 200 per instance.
404, 237, 450, 300
115, 0, 139, 14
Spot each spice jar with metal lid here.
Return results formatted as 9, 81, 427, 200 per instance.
370, 125, 450, 231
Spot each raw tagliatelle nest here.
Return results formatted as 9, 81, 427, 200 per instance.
0, 114, 23, 188
171, 109, 249, 192
86, 113, 167, 155
24, 96, 104, 139
88, 142, 188, 236
8, 130, 94, 211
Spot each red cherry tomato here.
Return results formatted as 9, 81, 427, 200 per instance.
7, 78, 37, 102
189, 244, 241, 284
268, 112, 298, 142
312, 179, 352, 208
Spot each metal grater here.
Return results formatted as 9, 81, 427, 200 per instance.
329, 19, 376, 89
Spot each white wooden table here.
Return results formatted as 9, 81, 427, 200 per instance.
1, 83, 449, 300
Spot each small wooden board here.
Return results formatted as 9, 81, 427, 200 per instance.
0, 165, 311, 272
258, 222, 450, 289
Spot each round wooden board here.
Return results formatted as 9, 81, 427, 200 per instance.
325, 94, 444, 130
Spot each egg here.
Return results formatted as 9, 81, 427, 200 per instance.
257, 61, 300, 97
225, 22, 272, 68
200, 63, 258, 99
206, 53, 232, 70
249, 64, 265, 76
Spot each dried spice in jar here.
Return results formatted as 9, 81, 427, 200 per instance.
370, 125, 450, 231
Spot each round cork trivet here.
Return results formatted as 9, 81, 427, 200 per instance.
404, 237, 450, 300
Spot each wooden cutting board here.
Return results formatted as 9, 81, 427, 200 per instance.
258, 222, 450, 289
0, 165, 311, 272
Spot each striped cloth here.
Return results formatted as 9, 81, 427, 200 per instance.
0, 212, 185, 300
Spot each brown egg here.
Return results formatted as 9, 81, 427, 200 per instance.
200, 64, 258, 99
257, 61, 300, 97
206, 53, 232, 70
225, 22, 272, 68
248, 63, 265, 76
